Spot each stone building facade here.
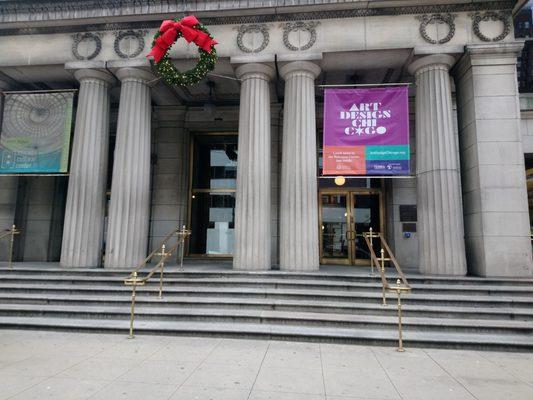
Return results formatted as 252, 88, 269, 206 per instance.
0, 0, 531, 277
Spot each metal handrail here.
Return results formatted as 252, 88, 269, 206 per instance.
1, 225, 21, 269
362, 227, 411, 351
123, 225, 191, 339
129, 227, 180, 275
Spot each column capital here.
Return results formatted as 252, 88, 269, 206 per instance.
235, 63, 275, 81
279, 61, 321, 80
408, 54, 456, 76
66, 61, 115, 85
115, 67, 154, 84
73, 69, 115, 85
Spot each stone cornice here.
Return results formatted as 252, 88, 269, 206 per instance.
0, 0, 516, 36
452, 41, 524, 80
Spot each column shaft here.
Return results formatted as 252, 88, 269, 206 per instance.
105, 68, 152, 269
233, 63, 274, 270
410, 55, 467, 275
60, 69, 113, 267
279, 61, 321, 271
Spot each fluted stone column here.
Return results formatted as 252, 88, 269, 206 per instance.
60, 69, 114, 267
105, 68, 152, 269
279, 61, 321, 271
233, 63, 274, 270
408, 55, 467, 275
0, 80, 19, 262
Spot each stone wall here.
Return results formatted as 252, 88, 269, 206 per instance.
149, 107, 188, 253
455, 43, 533, 277
0, 177, 18, 261
14, 176, 67, 262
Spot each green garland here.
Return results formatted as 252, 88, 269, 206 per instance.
151, 22, 217, 86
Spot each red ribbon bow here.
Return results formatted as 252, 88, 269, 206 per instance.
147, 16, 218, 63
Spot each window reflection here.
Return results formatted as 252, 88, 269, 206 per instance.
209, 149, 237, 189
189, 192, 235, 255
192, 137, 238, 190
189, 135, 238, 256
321, 194, 349, 259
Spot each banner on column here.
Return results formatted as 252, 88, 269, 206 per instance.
322, 87, 410, 175
0, 90, 74, 174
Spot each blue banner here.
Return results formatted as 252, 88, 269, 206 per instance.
0, 91, 74, 174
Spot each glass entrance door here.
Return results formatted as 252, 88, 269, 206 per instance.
351, 193, 381, 265
319, 190, 383, 265
320, 193, 350, 265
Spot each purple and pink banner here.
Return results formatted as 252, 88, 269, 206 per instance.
322, 87, 410, 176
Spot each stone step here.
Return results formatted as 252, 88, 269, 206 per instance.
2, 265, 532, 350
0, 304, 531, 335
0, 316, 532, 350
1, 293, 532, 320
1, 274, 532, 296
2, 265, 533, 286
0, 282, 531, 307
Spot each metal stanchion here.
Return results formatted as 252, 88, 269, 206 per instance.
4, 225, 21, 270
369, 227, 375, 276
380, 248, 387, 306
155, 244, 169, 299
389, 278, 411, 352
176, 225, 191, 271
124, 271, 145, 339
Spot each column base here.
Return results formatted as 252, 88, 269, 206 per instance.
279, 264, 320, 272
232, 264, 271, 271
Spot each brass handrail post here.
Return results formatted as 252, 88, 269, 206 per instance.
396, 280, 404, 352
364, 230, 412, 352
364, 228, 380, 278
369, 227, 374, 276
176, 225, 191, 271
6, 225, 21, 270
122, 226, 183, 338
380, 248, 386, 306
124, 271, 145, 339
128, 272, 138, 339
389, 278, 411, 352
155, 244, 169, 299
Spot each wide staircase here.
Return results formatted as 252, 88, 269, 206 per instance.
0, 260, 532, 350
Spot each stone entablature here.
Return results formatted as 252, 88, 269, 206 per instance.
0, 0, 516, 35
0, 11, 518, 68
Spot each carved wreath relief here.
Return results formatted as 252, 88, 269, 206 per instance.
471, 11, 511, 42
282, 21, 319, 51
114, 29, 147, 58
70, 10, 513, 61
236, 24, 269, 53
71, 32, 102, 60
417, 14, 456, 44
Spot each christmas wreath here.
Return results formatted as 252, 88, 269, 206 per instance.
147, 16, 218, 86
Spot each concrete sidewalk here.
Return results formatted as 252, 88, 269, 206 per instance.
0, 330, 532, 400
